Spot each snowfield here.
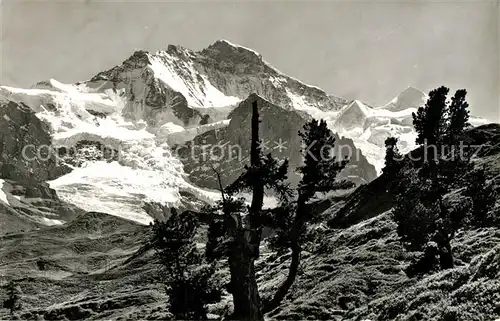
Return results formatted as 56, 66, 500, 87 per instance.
149, 54, 241, 108
0, 179, 9, 205
0, 81, 226, 224
332, 99, 419, 173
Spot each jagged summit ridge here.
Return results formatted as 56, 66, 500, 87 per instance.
89, 39, 348, 121
202, 39, 264, 61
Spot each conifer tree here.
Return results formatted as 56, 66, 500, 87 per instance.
395, 86, 495, 273
263, 119, 352, 313
206, 104, 354, 317
398, 86, 456, 270
447, 89, 470, 144
3, 280, 22, 318
152, 209, 220, 320
382, 136, 402, 176
206, 100, 289, 321
412, 86, 449, 146
463, 167, 497, 227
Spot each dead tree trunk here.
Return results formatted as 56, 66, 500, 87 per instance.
228, 228, 264, 320
226, 100, 264, 320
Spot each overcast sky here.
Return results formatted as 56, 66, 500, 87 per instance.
1, 0, 499, 121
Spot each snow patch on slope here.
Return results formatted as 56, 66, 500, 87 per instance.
41, 217, 65, 226
334, 99, 418, 173
158, 119, 230, 146
218, 39, 262, 58
335, 100, 371, 132
284, 88, 343, 120
0, 179, 9, 205
149, 54, 240, 108
0, 82, 227, 225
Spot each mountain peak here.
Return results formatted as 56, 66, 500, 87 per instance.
165, 44, 195, 59
212, 39, 261, 54
383, 86, 427, 111
400, 86, 426, 97
202, 39, 263, 62
125, 49, 151, 66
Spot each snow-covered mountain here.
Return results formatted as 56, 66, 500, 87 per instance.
381, 86, 428, 112
333, 96, 419, 172
332, 87, 489, 172
0, 81, 222, 226
0, 39, 487, 227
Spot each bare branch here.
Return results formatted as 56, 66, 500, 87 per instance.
210, 164, 226, 203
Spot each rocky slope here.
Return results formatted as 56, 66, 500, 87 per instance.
0, 212, 162, 320
261, 124, 500, 321
0, 100, 84, 232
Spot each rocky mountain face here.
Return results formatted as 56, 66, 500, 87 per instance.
178, 94, 376, 189
0, 100, 83, 232
89, 40, 347, 126
196, 40, 348, 111
0, 101, 70, 182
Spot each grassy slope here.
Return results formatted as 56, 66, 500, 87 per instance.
0, 201, 499, 320
258, 213, 500, 321
3, 211, 498, 320
0, 212, 169, 320
259, 124, 500, 321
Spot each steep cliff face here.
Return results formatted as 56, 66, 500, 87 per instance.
88, 50, 203, 127
177, 94, 376, 190
84, 40, 348, 129
195, 40, 348, 111
0, 101, 71, 182
0, 100, 83, 232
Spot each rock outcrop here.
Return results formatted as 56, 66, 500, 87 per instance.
0, 100, 83, 233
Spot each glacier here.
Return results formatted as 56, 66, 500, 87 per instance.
332, 98, 419, 173
0, 82, 222, 224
